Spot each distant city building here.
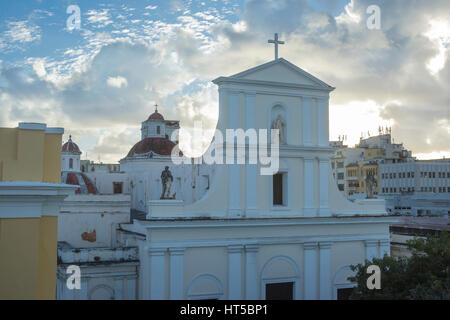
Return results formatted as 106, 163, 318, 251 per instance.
380, 158, 450, 216
331, 131, 450, 217
80, 160, 120, 173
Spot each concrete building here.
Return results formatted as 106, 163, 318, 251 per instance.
0, 122, 75, 299
379, 158, 450, 216
331, 132, 412, 197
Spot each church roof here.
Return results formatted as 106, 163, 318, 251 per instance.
212, 58, 335, 91
148, 111, 164, 121
62, 136, 81, 154
61, 172, 97, 194
126, 137, 178, 157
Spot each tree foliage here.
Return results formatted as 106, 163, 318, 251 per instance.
348, 231, 450, 300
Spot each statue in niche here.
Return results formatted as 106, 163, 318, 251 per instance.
160, 166, 174, 199
365, 172, 377, 199
271, 115, 286, 144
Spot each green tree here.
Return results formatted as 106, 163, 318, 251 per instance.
348, 231, 450, 300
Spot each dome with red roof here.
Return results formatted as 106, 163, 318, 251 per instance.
126, 137, 180, 157
147, 104, 165, 121
61, 172, 98, 194
62, 135, 81, 154
148, 111, 164, 121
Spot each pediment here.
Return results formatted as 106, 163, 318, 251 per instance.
229, 58, 333, 90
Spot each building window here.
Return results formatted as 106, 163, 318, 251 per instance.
157, 126, 161, 134
69, 158, 73, 169
338, 184, 344, 191
337, 162, 344, 169
273, 173, 284, 206
337, 173, 344, 180
113, 182, 123, 194
265, 282, 294, 300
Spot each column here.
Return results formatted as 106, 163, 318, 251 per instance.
149, 247, 166, 300
114, 278, 124, 300
245, 93, 258, 218
319, 242, 332, 300
126, 278, 136, 300
302, 97, 312, 146
229, 92, 239, 129
228, 245, 243, 299
169, 247, 185, 300
78, 278, 89, 300
304, 158, 315, 216
228, 92, 241, 218
319, 159, 331, 217
304, 242, 318, 300
140, 244, 150, 300
317, 98, 329, 147
245, 245, 259, 300
365, 240, 378, 261
379, 239, 390, 257
228, 164, 242, 217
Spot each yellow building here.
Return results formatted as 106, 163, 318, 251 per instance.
0, 123, 76, 300
345, 161, 380, 196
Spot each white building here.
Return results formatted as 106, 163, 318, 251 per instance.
120, 107, 214, 213
380, 158, 450, 216
116, 57, 394, 300
57, 137, 136, 300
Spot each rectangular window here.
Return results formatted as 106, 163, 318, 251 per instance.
113, 182, 123, 194
337, 162, 344, 169
157, 126, 161, 134
265, 282, 294, 300
273, 173, 283, 206
337, 173, 344, 180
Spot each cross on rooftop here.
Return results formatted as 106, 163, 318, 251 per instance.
268, 33, 285, 60
154, 103, 158, 113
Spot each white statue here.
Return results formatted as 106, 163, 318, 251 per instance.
271, 115, 286, 144
365, 172, 377, 199
160, 166, 173, 199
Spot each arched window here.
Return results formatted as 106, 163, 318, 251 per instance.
187, 274, 224, 300
333, 266, 357, 300
261, 255, 300, 300
69, 158, 73, 169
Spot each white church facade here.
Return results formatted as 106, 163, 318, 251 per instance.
114, 57, 394, 300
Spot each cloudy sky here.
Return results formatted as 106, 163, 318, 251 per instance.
0, 0, 449, 162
